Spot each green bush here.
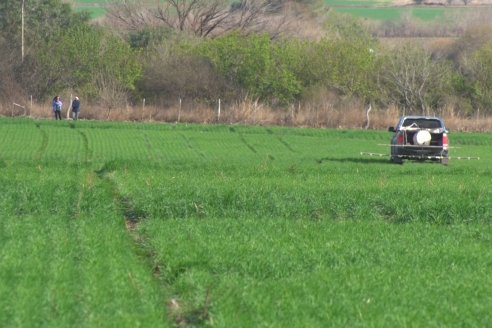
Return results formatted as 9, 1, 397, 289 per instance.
21, 25, 142, 101
194, 33, 302, 104
470, 44, 492, 114
295, 37, 380, 101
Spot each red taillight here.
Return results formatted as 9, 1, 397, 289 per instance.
443, 133, 449, 150
397, 134, 405, 145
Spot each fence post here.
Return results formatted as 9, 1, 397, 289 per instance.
218, 98, 221, 121
365, 104, 372, 130
142, 98, 145, 121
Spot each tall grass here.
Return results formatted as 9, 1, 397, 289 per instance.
4, 100, 492, 131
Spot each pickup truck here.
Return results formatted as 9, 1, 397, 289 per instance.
388, 116, 449, 165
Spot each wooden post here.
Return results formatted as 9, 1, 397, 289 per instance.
365, 104, 372, 130
218, 98, 221, 121
142, 98, 145, 121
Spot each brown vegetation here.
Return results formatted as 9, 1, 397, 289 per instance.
2, 98, 490, 132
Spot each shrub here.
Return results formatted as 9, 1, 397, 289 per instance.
194, 33, 302, 105
19, 25, 142, 103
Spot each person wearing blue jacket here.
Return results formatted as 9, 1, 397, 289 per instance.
71, 96, 81, 120
52, 96, 62, 120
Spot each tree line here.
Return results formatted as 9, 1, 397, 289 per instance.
2, 0, 492, 116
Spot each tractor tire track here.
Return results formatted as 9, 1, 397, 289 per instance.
142, 132, 160, 163
94, 163, 155, 270
94, 161, 211, 326
179, 133, 207, 159
277, 136, 296, 153
76, 130, 93, 163
266, 128, 296, 153
238, 133, 257, 153
34, 124, 48, 161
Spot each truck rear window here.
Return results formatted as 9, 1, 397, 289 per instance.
402, 118, 442, 129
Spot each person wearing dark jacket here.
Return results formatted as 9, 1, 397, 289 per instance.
71, 96, 81, 120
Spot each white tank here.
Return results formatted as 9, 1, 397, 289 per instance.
413, 130, 432, 145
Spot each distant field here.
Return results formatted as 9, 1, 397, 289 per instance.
336, 7, 449, 21
324, 0, 393, 5
0, 118, 491, 327
75, 6, 106, 19
73, 0, 484, 21
73, 0, 108, 19
323, 0, 485, 21
336, 6, 485, 22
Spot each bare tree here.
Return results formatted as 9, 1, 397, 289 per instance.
139, 50, 230, 105
379, 44, 452, 115
106, 0, 290, 38
154, 0, 231, 36
105, 0, 158, 31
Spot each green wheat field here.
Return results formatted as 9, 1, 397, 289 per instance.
74, 0, 488, 21
0, 117, 491, 327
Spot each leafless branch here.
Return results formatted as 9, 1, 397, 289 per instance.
105, 0, 294, 38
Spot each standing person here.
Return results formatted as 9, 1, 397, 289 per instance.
52, 96, 63, 120
71, 96, 81, 120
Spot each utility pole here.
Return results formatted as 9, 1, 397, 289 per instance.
21, 0, 25, 62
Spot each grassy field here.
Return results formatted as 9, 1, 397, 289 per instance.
0, 117, 491, 326
72, 0, 490, 21
73, 0, 109, 19
335, 7, 449, 21
323, 0, 486, 21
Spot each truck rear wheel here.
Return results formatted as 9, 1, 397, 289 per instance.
391, 156, 403, 164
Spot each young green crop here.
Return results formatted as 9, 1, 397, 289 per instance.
0, 118, 490, 327
0, 162, 169, 327
140, 218, 492, 327
325, 2, 478, 22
